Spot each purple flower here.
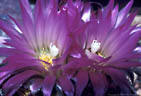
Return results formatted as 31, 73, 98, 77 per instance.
0, 0, 78, 95
0, 0, 141, 96
64, 0, 141, 95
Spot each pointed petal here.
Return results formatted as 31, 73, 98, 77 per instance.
76, 70, 88, 96
42, 75, 56, 96
81, 3, 91, 22
59, 76, 74, 96
112, 30, 141, 59
90, 72, 107, 96
19, 0, 37, 48
0, 56, 39, 72
111, 5, 119, 26
8, 15, 23, 33
110, 61, 141, 69
2, 70, 40, 95
0, 19, 20, 39
0, 48, 15, 56
34, 0, 44, 47
19, 0, 33, 18
115, 0, 133, 27
103, 0, 114, 17
103, 68, 130, 92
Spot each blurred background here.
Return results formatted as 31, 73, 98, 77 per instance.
0, 0, 141, 95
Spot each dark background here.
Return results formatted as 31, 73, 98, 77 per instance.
29, 0, 141, 7
28, 0, 141, 15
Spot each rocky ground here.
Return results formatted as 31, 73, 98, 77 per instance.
133, 15, 141, 96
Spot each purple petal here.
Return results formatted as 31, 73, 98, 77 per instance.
111, 5, 119, 26
85, 48, 105, 62
63, 56, 92, 74
58, 76, 74, 96
4, 39, 35, 55
81, 3, 91, 22
0, 19, 20, 39
90, 72, 107, 96
0, 48, 15, 56
34, 0, 45, 48
109, 61, 141, 69
19, 0, 32, 18
19, 0, 37, 48
8, 15, 23, 33
103, 68, 130, 91
76, 70, 88, 96
115, 0, 133, 28
0, 71, 10, 85
107, 26, 136, 56
0, 56, 40, 72
112, 30, 141, 60
103, 0, 114, 17
42, 75, 56, 96
2, 70, 40, 95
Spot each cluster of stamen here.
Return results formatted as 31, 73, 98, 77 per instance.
89, 40, 105, 58
91, 40, 101, 53
39, 43, 59, 70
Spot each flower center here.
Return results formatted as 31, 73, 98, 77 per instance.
91, 40, 101, 53
90, 40, 105, 58
39, 43, 59, 70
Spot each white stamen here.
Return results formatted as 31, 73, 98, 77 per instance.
49, 43, 59, 57
91, 40, 101, 53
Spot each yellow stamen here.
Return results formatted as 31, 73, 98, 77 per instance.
38, 44, 59, 70
97, 52, 105, 58
39, 53, 54, 70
